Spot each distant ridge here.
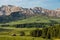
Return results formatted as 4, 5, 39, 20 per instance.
0, 5, 60, 17
0, 5, 60, 23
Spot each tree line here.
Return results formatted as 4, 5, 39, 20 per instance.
11, 24, 60, 40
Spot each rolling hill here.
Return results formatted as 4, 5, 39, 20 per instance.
6, 15, 60, 25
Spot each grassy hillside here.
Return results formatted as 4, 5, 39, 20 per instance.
5, 15, 60, 25
0, 15, 60, 40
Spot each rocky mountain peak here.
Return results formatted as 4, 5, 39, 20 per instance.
0, 5, 22, 15
0, 5, 60, 17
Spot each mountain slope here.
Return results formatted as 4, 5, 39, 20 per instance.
6, 15, 60, 25
0, 5, 60, 23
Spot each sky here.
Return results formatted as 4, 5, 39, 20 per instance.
0, 0, 60, 10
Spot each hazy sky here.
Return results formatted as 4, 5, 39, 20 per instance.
0, 0, 60, 9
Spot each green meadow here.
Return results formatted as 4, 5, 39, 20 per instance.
0, 16, 60, 40
0, 27, 46, 40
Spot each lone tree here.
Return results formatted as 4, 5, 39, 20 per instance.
30, 29, 42, 37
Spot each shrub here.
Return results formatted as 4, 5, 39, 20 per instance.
12, 34, 16, 36
20, 31, 25, 36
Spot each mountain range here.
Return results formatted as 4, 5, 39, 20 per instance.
0, 5, 60, 23
0, 5, 60, 17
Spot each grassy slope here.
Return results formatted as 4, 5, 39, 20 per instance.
0, 36, 46, 40
6, 15, 60, 25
